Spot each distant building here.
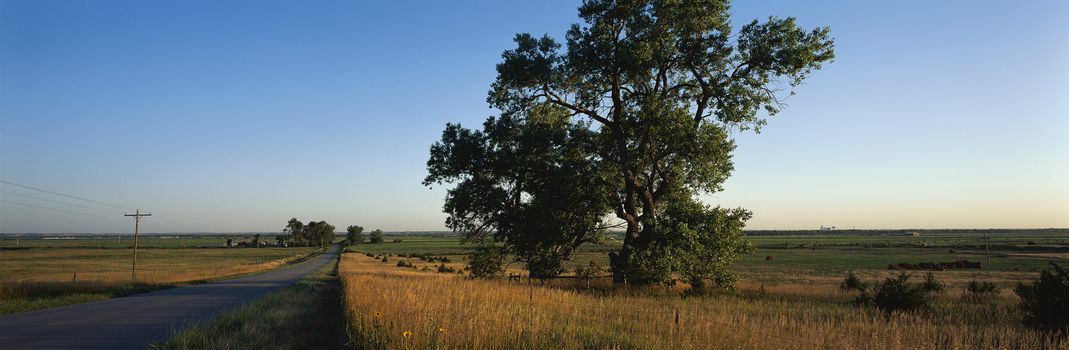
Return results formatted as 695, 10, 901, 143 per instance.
909, 232, 921, 237
819, 225, 836, 231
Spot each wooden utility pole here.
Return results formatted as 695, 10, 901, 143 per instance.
125, 209, 151, 281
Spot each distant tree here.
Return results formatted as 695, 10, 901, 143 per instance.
369, 229, 385, 244
284, 218, 304, 246
305, 221, 336, 247
346, 225, 365, 245
252, 233, 261, 248
275, 235, 286, 247
1015, 263, 1069, 333
426, 0, 834, 286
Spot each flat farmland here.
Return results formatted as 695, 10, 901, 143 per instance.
0, 245, 320, 315
351, 232, 1069, 297
1, 247, 318, 283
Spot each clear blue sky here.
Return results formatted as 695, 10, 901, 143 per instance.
1, 0, 1066, 233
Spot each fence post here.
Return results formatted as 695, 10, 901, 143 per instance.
72, 272, 77, 285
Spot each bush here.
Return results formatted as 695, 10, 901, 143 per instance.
963, 280, 999, 301
921, 272, 944, 294
396, 260, 414, 268
391, 239, 403, 243
467, 247, 505, 279
840, 271, 866, 293
437, 264, 456, 273
1015, 263, 1069, 333
873, 273, 930, 314
369, 230, 385, 244
575, 260, 604, 279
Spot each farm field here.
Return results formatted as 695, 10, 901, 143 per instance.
339, 232, 1069, 349
0, 241, 322, 315
351, 232, 1069, 290
0, 235, 268, 249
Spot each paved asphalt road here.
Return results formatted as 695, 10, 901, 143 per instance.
0, 245, 340, 350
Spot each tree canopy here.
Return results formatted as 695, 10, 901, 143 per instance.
369, 229, 385, 244
425, 0, 834, 288
346, 225, 365, 245
284, 218, 336, 247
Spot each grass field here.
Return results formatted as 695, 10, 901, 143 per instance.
339, 232, 1069, 349
0, 235, 247, 249
0, 243, 321, 315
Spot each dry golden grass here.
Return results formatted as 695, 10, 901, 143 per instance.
0, 247, 320, 315
0, 247, 318, 284
340, 252, 1069, 350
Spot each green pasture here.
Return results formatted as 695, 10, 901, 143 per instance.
346, 232, 1069, 276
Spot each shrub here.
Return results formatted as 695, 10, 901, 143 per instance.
380, 256, 389, 263
392, 239, 403, 243
396, 260, 414, 268
467, 247, 505, 279
840, 271, 866, 293
921, 272, 944, 294
873, 273, 930, 314
437, 264, 456, 273
963, 280, 999, 301
575, 260, 604, 279
1014, 263, 1069, 333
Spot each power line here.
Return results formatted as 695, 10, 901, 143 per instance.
0, 190, 118, 214
0, 179, 132, 211
0, 199, 125, 221
0, 179, 208, 233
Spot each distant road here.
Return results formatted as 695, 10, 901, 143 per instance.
0, 245, 340, 350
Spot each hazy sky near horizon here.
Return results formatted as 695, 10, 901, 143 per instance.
1, 0, 1066, 233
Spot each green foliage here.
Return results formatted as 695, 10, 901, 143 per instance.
369, 230, 385, 244
466, 246, 505, 279
346, 225, 364, 246
284, 218, 335, 247
963, 280, 999, 301
425, 105, 614, 278
840, 271, 866, 293
428, 0, 833, 285
575, 260, 604, 279
873, 273, 930, 314
921, 272, 944, 294
284, 218, 304, 246
1015, 263, 1069, 333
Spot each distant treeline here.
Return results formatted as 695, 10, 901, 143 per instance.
744, 228, 1069, 236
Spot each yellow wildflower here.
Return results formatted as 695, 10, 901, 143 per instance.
403, 330, 412, 338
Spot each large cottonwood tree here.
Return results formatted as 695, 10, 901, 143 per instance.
426, 0, 834, 288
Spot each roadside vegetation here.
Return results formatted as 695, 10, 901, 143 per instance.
150, 255, 346, 350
